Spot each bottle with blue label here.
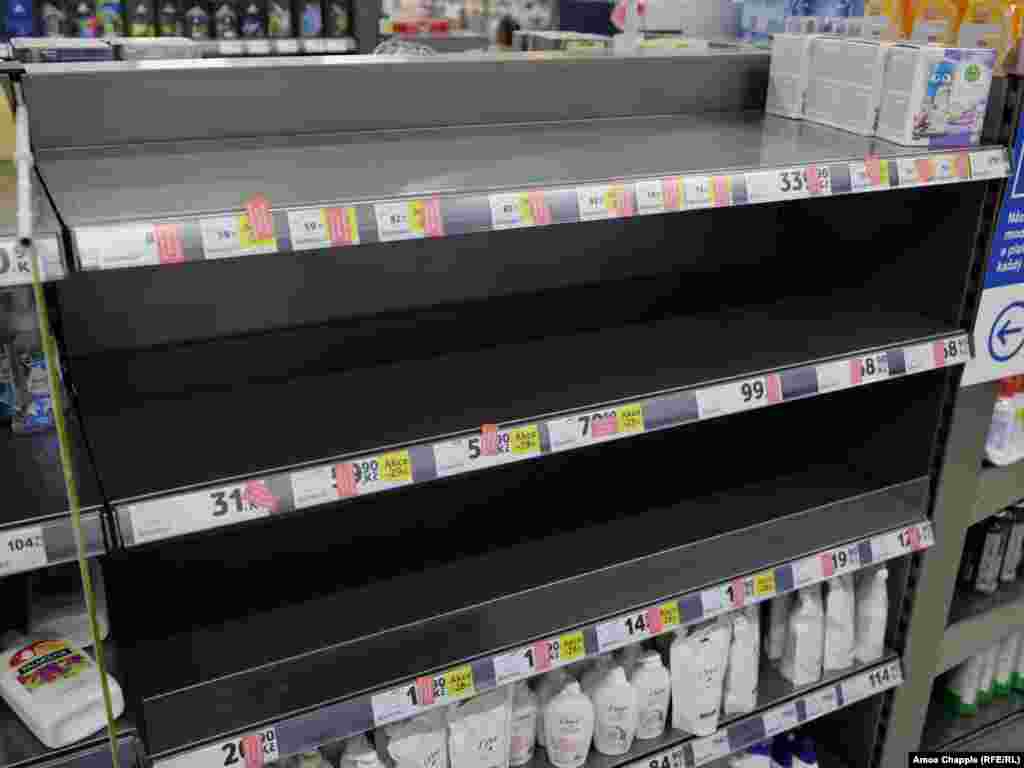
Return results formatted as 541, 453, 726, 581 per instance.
296, 0, 320, 35
6, 0, 36, 37
237, 0, 265, 36
96, 0, 123, 35
69, 0, 99, 35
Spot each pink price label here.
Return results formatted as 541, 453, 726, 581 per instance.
241, 735, 264, 768
915, 158, 935, 183
850, 358, 862, 385
933, 340, 946, 368
731, 578, 745, 607
415, 676, 435, 705
712, 177, 729, 207
423, 198, 445, 237
245, 194, 274, 240
908, 526, 922, 550
646, 605, 663, 634
335, 463, 358, 498
806, 165, 821, 194
326, 207, 357, 246
662, 178, 681, 211
820, 551, 835, 578
243, 480, 279, 513
481, 424, 498, 457
865, 155, 881, 185
154, 223, 185, 264
532, 640, 552, 672
528, 191, 552, 226
592, 416, 618, 438
766, 374, 782, 404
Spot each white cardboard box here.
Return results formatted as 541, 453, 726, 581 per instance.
804, 36, 888, 135
767, 33, 817, 119
875, 42, 996, 146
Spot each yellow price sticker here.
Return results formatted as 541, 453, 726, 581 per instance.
879, 160, 891, 185
753, 571, 776, 598
510, 425, 541, 455
559, 631, 585, 662
616, 403, 645, 434
659, 601, 681, 629
444, 665, 476, 699
238, 215, 276, 249
408, 201, 427, 235
378, 450, 413, 483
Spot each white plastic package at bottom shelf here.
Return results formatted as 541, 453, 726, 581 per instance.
854, 565, 888, 664
823, 575, 855, 672
0, 637, 125, 749
591, 665, 638, 756
723, 606, 760, 715
448, 687, 511, 768
766, 593, 791, 664
781, 585, 825, 687
341, 734, 386, 768
670, 617, 732, 736
508, 681, 538, 767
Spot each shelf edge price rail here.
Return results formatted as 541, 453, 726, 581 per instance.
116, 335, 968, 545
71, 148, 1010, 273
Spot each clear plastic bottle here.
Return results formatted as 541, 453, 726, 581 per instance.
986, 378, 1017, 465
854, 565, 888, 664
543, 681, 594, 768
630, 650, 670, 740
508, 681, 538, 767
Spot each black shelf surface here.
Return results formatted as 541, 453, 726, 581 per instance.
0, 641, 136, 768
949, 579, 1024, 627
522, 652, 897, 768
72, 295, 957, 506
923, 685, 1024, 750
0, 420, 102, 527
122, 464, 924, 755
973, 461, 1024, 526
35, 111, 946, 229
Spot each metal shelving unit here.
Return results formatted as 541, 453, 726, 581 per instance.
2, 50, 1013, 768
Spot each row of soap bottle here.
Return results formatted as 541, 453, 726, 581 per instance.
985, 377, 1024, 466
0, 286, 54, 435
945, 632, 1024, 715
25, 0, 348, 39
765, 565, 890, 688
958, 507, 1024, 595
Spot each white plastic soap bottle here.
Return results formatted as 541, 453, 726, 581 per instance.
544, 681, 594, 768
591, 665, 638, 756
0, 637, 125, 749
946, 654, 984, 715
581, 654, 613, 699
630, 650, 670, 740
766, 593, 791, 664
723, 605, 760, 715
508, 681, 538, 767
670, 617, 732, 736
823, 574, 855, 672
977, 646, 998, 706
615, 643, 645, 680
383, 709, 448, 768
341, 734, 386, 768
781, 585, 824, 686
986, 378, 1017, 465
448, 688, 510, 768
535, 668, 571, 749
854, 565, 888, 664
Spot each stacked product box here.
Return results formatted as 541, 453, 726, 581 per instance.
767, 33, 996, 146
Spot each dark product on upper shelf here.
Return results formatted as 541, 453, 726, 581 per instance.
958, 520, 987, 589
5, 0, 34, 36
295, 0, 321, 36
68, 0, 99, 35
126, 0, 155, 33
323, 0, 348, 35
212, 0, 239, 37
975, 515, 1010, 594
1000, 505, 1024, 582
157, 0, 184, 34
238, 0, 265, 36
182, 0, 210, 37
39, 0, 70, 36
96, 0, 123, 35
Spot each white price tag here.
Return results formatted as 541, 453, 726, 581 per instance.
576, 185, 633, 221
856, 352, 889, 383
815, 359, 854, 393
275, 39, 299, 53
745, 169, 804, 203
700, 587, 723, 616
290, 465, 338, 510
763, 702, 799, 736
690, 731, 730, 766
875, 523, 931, 559
0, 526, 47, 575
802, 686, 839, 719
970, 148, 1010, 179
595, 618, 630, 651
200, 215, 277, 260
127, 483, 276, 545
935, 336, 970, 367
635, 179, 680, 215
0, 238, 62, 285
546, 407, 638, 452
245, 39, 271, 54
862, 660, 902, 695
821, 544, 859, 578
435, 426, 543, 476
897, 158, 926, 186
287, 209, 331, 250
156, 728, 278, 768
793, 556, 824, 587
493, 648, 534, 685
696, 376, 771, 419
372, 683, 419, 726
75, 223, 163, 270
374, 200, 443, 241
434, 439, 470, 478
683, 176, 715, 208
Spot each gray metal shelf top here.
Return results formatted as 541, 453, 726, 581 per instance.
35, 111, 1003, 230
973, 462, 1024, 525
940, 580, 1024, 674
